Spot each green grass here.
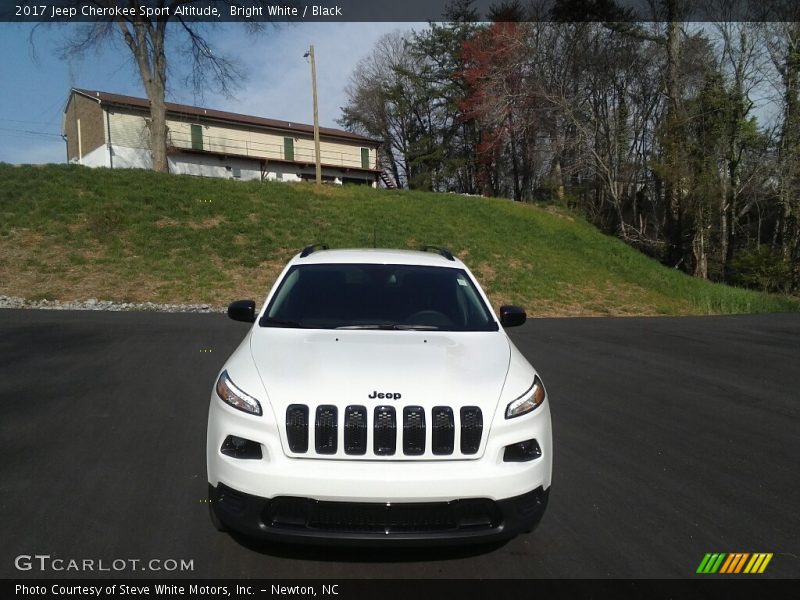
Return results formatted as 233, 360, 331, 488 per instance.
0, 163, 797, 316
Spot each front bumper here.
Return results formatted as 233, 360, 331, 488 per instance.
209, 483, 549, 545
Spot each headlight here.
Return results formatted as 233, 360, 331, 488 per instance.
505, 376, 546, 419
215, 370, 262, 416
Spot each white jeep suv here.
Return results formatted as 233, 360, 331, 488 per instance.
207, 245, 552, 544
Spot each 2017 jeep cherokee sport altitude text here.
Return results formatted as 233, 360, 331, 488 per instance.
207, 246, 552, 544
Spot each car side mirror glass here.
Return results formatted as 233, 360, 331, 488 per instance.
500, 305, 526, 328
228, 300, 256, 323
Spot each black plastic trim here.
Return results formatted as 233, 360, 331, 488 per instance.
373, 406, 396, 456
220, 435, 263, 460
402, 406, 426, 456
315, 405, 338, 454
503, 439, 542, 462
420, 245, 455, 261
344, 405, 368, 455
286, 405, 309, 453
208, 483, 549, 546
460, 406, 483, 455
431, 406, 455, 455
300, 243, 329, 258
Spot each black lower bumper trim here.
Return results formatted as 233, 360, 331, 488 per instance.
208, 483, 549, 546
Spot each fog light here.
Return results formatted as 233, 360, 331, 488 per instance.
221, 435, 262, 459
503, 439, 541, 462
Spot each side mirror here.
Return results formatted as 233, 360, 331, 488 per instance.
499, 305, 526, 328
228, 300, 256, 323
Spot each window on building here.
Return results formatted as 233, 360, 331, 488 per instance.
361, 147, 370, 169
284, 137, 294, 161
191, 124, 203, 150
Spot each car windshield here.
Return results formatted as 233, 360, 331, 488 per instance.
261, 263, 498, 331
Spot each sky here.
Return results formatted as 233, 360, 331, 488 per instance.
0, 22, 415, 164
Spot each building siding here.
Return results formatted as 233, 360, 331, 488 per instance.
64, 94, 105, 163
167, 117, 374, 169
108, 109, 151, 150
63, 89, 379, 186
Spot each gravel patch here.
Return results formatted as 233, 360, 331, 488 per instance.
0, 295, 226, 313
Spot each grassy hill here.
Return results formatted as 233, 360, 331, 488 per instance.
0, 163, 797, 316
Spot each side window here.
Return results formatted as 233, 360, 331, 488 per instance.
191, 124, 203, 150
284, 137, 294, 161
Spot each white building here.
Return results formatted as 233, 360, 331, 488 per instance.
62, 88, 382, 186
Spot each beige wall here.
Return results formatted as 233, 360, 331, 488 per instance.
166, 117, 376, 169
79, 103, 377, 170
107, 109, 150, 150
63, 93, 106, 162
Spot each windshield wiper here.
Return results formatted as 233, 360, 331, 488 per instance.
394, 324, 440, 330
262, 317, 304, 328
335, 324, 397, 330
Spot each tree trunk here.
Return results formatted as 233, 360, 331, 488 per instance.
772, 24, 800, 291
552, 158, 565, 202
120, 21, 170, 173
148, 88, 169, 173
719, 173, 728, 276
663, 14, 684, 268
693, 206, 708, 279
508, 112, 521, 201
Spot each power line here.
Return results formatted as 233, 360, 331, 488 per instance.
0, 126, 62, 138
0, 117, 61, 126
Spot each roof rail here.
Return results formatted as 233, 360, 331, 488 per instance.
420, 245, 455, 261
299, 243, 329, 258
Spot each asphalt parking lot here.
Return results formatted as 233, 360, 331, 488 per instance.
0, 309, 797, 578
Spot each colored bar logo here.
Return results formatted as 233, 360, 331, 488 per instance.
697, 553, 772, 574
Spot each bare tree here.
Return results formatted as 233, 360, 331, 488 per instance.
763, 21, 800, 287
49, 1, 266, 173
339, 31, 439, 189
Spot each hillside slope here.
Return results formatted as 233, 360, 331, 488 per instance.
0, 164, 797, 315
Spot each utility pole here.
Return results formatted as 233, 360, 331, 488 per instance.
304, 45, 322, 185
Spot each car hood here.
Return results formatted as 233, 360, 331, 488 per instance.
249, 328, 511, 415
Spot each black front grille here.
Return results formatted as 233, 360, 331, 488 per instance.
315, 405, 338, 454
431, 406, 455, 455
460, 406, 483, 454
344, 405, 367, 455
286, 404, 482, 457
264, 497, 501, 533
374, 406, 397, 455
403, 406, 426, 455
286, 405, 309, 453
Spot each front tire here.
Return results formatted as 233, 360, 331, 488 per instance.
209, 494, 228, 532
